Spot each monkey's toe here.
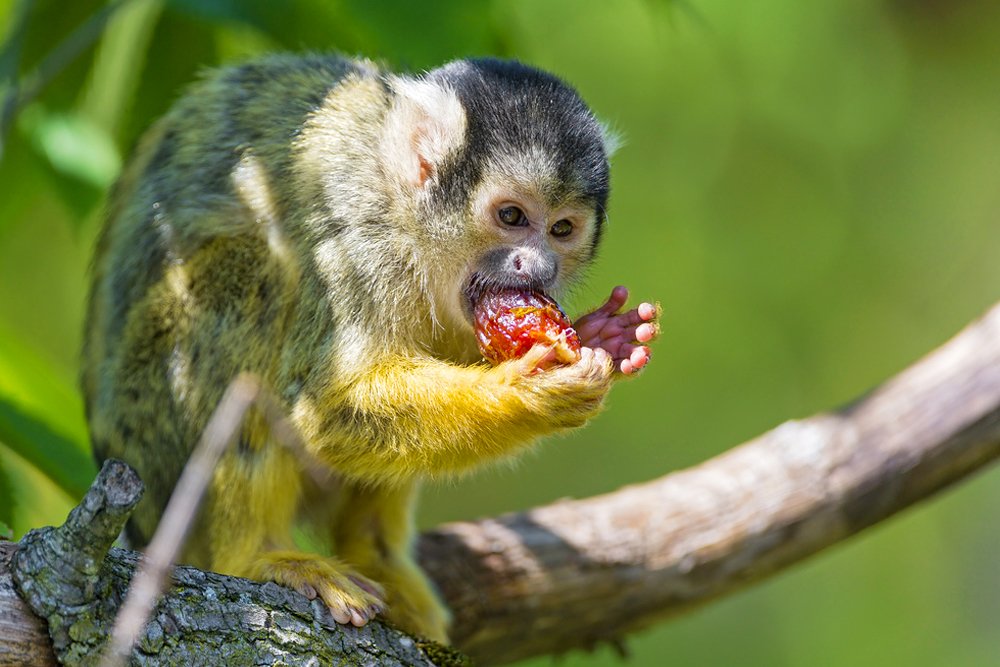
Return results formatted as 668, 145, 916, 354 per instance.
250, 551, 386, 627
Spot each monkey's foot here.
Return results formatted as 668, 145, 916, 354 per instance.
250, 551, 386, 627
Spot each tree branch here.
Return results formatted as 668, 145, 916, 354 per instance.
420, 300, 1000, 664
2, 300, 998, 666
7, 460, 456, 666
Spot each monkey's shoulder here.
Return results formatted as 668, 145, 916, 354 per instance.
106, 54, 388, 242
154, 54, 385, 150
188, 53, 383, 109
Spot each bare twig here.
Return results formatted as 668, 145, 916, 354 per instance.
101, 374, 261, 666
101, 373, 335, 666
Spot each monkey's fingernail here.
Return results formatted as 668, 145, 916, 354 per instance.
350, 609, 367, 627
299, 583, 318, 600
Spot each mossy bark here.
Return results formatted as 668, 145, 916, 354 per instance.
9, 460, 459, 667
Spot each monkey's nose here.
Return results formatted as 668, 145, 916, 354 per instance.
508, 252, 557, 286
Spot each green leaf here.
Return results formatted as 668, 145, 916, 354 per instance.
165, 0, 363, 52
80, 0, 165, 135
165, 0, 266, 25
0, 326, 89, 451
0, 0, 32, 83
18, 103, 121, 188
0, 326, 93, 499
0, 397, 94, 499
341, 0, 501, 68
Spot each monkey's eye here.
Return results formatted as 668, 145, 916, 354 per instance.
497, 206, 527, 227
550, 219, 574, 238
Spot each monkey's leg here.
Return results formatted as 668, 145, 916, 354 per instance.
206, 442, 385, 626
332, 479, 450, 642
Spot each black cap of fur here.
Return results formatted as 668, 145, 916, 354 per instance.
427, 59, 611, 229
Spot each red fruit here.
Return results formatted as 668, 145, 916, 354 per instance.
473, 289, 581, 365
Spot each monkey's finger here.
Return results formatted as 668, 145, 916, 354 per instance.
634, 321, 657, 343
598, 319, 657, 346
630, 346, 651, 369
616, 303, 658, 328
589, 346, 614, 372
613, 344, 650, 374
581, 320, 623, 344
619, 354, 648, 375
581, 303, 659, 346
596, 285, 630, 315
574, 286, 631, 336
518, 343, 559, 373
592, 346, 611, 363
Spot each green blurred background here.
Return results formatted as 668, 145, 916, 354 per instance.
2, 0, 999, 664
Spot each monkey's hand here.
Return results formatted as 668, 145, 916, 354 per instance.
573, 286, 659, 375
513, 344, 615, 428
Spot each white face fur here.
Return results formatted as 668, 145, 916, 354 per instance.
383, 68, 611, 341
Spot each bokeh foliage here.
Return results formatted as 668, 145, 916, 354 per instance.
1, 0, 999, 664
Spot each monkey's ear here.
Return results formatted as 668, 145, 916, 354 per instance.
383, 77, 467, 189
598, 121, 624, 159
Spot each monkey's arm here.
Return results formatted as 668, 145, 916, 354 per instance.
297, 349, 612, 482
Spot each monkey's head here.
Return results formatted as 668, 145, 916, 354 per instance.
381, 58, 617, 337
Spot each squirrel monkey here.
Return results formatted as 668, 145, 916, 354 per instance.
83, 54, 657, 642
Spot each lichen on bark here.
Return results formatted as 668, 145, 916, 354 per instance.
10, 460, 453, 666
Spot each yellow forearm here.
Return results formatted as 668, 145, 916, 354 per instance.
294, 355, 602, 482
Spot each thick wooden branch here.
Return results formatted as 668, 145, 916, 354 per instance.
2, 300, 998, 666
0, 543, 55, 666
420, 301, 1000, 664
